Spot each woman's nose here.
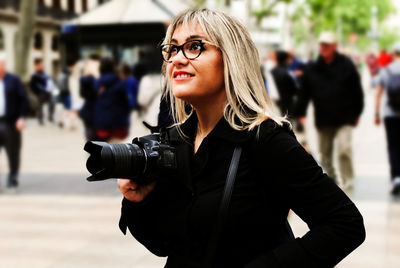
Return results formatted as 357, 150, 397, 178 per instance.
171, 49, 189, 65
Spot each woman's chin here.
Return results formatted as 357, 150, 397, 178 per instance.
172, 88, 196, 101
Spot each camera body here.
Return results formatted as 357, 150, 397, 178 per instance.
84, 133, 177, 184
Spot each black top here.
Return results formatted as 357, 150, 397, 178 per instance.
119, 113, 365, 268
1, 73, 29, 125
92, 73, 130, 129
271, 65, 298, 116
79, 75, 97, 125
29, 71, 48, 96
295, 53, 364, 128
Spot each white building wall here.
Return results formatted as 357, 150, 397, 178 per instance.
61, 0, 68, 10
230, 0, 248, 25
75, 0, 82, 14
1, 23, 18, 72
88, 0, 98, 11
44, 0, 52, 7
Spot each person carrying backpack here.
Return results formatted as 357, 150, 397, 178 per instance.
375, 41, 400, 195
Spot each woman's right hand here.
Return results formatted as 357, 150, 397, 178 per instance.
117, 179, 156, 203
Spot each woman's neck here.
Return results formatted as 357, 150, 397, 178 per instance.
193, 95, 225, 153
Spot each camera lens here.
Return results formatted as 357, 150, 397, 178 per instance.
85, 141, 146, 181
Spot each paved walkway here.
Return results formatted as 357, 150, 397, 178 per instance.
0, 88, 399, 267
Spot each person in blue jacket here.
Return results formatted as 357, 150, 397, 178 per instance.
93, 57, 130, 142
120, 63, 139, 111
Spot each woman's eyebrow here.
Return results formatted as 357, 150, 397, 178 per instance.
170, 35, 206, 44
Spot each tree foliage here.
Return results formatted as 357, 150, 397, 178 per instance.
292, 0, 395, 49
252, 0, 293, 26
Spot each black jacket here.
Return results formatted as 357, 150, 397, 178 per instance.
79, 75, 97, 125
119, 113, 365, 268
1, 73, 29, 125
295, 53, 364, 128
93, 73, 130, 129
29, 71, 48, 96
271, 65, 298, 116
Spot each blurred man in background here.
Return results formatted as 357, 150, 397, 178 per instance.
375, 42, 400, 195
271, 50, 298, 118
0, 57, 29, 191
30, 59, 53, 125
295, 31, 364, 190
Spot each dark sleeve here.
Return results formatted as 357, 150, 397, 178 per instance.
29, 75, 37, 95
284, 72, 298, 96
273, 68, 298, 96
157, 94, 174, 129
79, 76, 96, 99
294, 68, 312, 117
15, 76, 29, 117
246, 127, 365, 268
348, 62, 364, 119
119, 180, 170, 257
131, 78, 139, 109
30, 74, 46, 94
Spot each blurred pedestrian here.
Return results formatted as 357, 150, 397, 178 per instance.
0, 57, 29, 191
120, 63, 139, 110
295, 31, 364, 190
56, 58, 75, 129
79, 54, 100, 141
93, 57, 130, 142
271, 50, 298, 118
137, 72, 163, 127
366, 52, 379, 76
375, 42, 400, 195
366, 52, 379, 87
263, 49, 280, 102
288, 49, 306, 87
30, 58, 54, 125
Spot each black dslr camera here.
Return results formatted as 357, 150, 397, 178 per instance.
84, 133, 177, 183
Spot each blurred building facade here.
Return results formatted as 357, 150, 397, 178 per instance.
206, 0, 295, 49
0, 0, 108, 77
62, 0, 190, 68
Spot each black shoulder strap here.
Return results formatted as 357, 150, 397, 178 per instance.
203, 146, 242, 268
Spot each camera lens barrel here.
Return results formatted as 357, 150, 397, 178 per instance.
85, 141, 146, 181
105, 143, 145, 178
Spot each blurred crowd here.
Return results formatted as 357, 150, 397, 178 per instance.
0, 50, 167, 192
262, 31, 400, 196
1, 30, 400, 197
29, 53, 165, 143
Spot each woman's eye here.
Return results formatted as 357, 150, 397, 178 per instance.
189, 42, 202, 51
170, 46, 179, 54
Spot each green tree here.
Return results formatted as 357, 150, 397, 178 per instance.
379, 27, 400, 50
292, 0, 395, 51
252, 0, 293, 27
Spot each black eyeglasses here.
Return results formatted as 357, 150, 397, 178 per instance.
160, 40, 213, 63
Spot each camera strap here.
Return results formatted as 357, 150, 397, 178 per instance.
203, 146, 242, 268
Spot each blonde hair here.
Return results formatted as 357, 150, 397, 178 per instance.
162, 8, 287, 131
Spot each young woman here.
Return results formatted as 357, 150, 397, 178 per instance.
117, 9, 365, 268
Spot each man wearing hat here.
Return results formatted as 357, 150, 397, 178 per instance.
295, 31, 364, 191
375, 42, 400, 195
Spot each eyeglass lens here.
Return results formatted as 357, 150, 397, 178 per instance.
161, 40, 203, 62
